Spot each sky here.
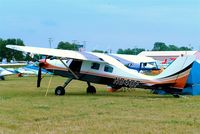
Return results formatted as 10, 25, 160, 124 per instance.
0, 0, 200, 52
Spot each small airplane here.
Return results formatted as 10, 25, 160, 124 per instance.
0, 61, 27, 78
109, 54, 160, 73
14, 64, 52, 76
6, 45, 197, 97
0, 67, 14, 80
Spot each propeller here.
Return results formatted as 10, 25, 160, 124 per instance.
37, 62, 42, 88
37, 59, 47, 88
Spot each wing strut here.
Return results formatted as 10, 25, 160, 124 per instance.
59, 58, 79, 79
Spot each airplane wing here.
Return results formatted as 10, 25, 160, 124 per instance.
6, 45, 104, 63
0, 63, 27, 67
6, 45, 132, 70
6, 45, 133, 71
0, 67, 14, 76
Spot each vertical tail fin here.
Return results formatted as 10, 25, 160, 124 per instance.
173, 56, 195, 89
154, 56, 195, 89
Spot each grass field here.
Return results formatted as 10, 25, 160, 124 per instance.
1, 75, 200, 134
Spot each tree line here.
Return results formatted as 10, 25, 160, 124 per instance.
117, 42, 192, 55
0, 38, 193, 61
0, 38, 25, 61
57, 41, 192, 55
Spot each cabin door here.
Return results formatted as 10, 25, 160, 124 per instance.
69, 60, 82, 73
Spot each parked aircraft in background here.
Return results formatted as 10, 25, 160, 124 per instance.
0, 63, 27, 67
6, 45, 197, 97
14, 64, 52, 76
0, 67, 14, 80
109, 54, 160, 73
0, 61, 26, 80
0, 62, 52, 78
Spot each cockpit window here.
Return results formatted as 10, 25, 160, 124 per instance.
104, 65, 113, 73
91, 63, 100, 70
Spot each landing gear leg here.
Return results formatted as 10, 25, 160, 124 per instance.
55, 78, 73, 96
86, 82, 96, 94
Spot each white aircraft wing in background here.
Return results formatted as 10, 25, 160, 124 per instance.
0, 67, 14, 80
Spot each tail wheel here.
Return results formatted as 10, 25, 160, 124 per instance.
108, 85, 122, 92
87, 86, 96, 94
55, 86, 65, 96
173, 94, 180, 98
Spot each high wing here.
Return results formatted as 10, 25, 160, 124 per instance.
6, 45, 156, 68
6, 45, 104, 63
6, 45, 136, 69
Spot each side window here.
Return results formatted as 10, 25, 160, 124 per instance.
91, 63, 100, 70
104, 65, 113, 73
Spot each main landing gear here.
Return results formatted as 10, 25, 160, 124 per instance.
55, 78, 72, 96
55, 86, 65, 96
86, 82, 96, 94
55, 79, 96, 96
55, 58, 96, 96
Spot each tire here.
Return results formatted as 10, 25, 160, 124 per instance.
87, 86, 96, 94
173, 94, 180, 98
110, 85, 122, 92
55, 86, 65, 96
111, 85, 122, 90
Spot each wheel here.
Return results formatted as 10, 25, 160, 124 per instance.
173, 94, 180, 98
110, 85, 122, 92
87, 86, 96, 94
55, 86, 65, 96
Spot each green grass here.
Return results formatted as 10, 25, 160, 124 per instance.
1, 75, 200, 134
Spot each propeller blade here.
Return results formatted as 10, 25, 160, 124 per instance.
37, 65, 42, 88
